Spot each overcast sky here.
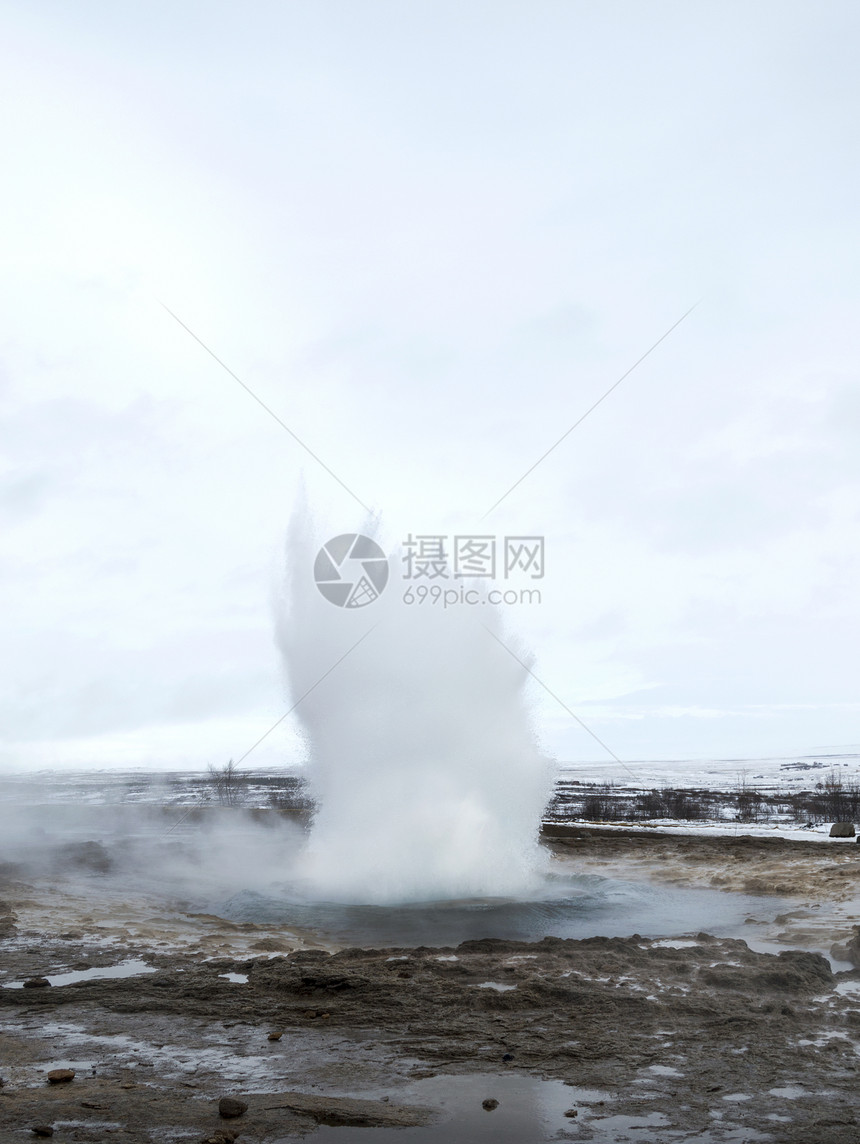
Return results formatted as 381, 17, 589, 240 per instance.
2, 1, 859, 775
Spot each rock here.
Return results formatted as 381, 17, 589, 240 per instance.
831, 925, 860, 968
299, 969, 369, 991
46, 1069, 75, 1084
23, 978, 51, 988
482, 1098, 499, 1111
218, 1097, 248, 1118
263, 1092, 432, 1128
564, 1108, 579, 1118
53, 840, 112, 873
829, 822, 856, 838
267, 1031, 283, 1041
30, 1128, 54, 1138
0, 900, 18, 936
502, 1052, 514, 1061
0, 916, 18, 939
201, 1134, 237, 1144
250, 937, 290, 951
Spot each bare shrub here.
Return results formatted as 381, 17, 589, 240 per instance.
207, 760, 246, 807
581, 789, 617, 821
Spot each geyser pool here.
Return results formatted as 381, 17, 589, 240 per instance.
276, 507, 553, 904
217, 869, 785, 949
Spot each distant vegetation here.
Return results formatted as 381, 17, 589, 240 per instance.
203, 764, 313, 812
206, 760, 245, 806
159, 764, 859, 828
547, 772, 860, 826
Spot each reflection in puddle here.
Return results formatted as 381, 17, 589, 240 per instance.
307, 1073, 613, 1144
304, 1073, 776, 1143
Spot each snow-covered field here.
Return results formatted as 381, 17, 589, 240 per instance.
1, 750, 858, 847
557, 747, 860, 792
553, 749, 860, 841
2, 747, 858, 798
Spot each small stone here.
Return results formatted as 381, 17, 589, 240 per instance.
482, 1098, 499, 1111
46, 1069, 75, 1084
23, 978, 51, 989
564, 1108, 578, 1118
218, 1096, 249, 1119
201, 1134, 237, 1144
321, 1012, 331, 1019
31, 1128, 54, 1138
267, 1031, 283, 1041
502, 1052, 514, 1062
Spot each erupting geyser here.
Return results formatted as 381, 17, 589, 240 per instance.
276, 505, 553, 904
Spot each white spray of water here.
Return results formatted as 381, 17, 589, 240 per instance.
276, 504, 553, 904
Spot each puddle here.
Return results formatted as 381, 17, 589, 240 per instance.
54, 1122, 123, 1132
581, 1112, 671, 1139
473, 981, 517, 992
3, 960, 156, 989
304, 1075, 727, 1144
14, 1018, 403, 1093
305, 1073, 613, 1143
835, 980, 860, 996
218, 874, 787, 949
741, 935, 855, 973
218, 972, 249, 984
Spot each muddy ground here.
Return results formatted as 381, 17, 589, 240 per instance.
1, 828, 859, 1143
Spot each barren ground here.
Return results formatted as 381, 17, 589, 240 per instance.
1, 828, 859, 1143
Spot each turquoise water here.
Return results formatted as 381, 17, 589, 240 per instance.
216, 871, 783, 948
